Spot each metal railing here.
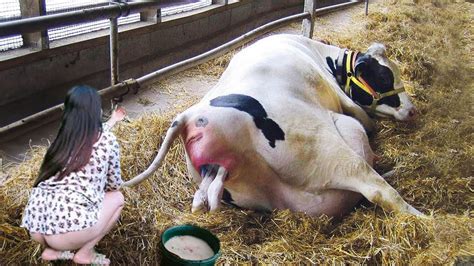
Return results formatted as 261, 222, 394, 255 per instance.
0, 2, 165, 37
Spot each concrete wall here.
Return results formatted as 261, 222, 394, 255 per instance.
0, 0, 350, 127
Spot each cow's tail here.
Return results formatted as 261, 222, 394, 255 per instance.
123, 112, 188, 187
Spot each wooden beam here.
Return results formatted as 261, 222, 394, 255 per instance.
302, 0, 316, 38
139, 0, 161, 23
19, 0, 49, 50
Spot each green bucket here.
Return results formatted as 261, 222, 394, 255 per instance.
159, 224, 221, 266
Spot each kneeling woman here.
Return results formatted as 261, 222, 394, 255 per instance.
21, 85, 126, 265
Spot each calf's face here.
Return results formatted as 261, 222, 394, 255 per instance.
355, 43, 417, 121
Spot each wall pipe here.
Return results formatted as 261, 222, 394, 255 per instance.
137, 12, 310, 86
0, 1, 362, 142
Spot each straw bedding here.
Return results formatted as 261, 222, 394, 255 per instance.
1, 1, 472, 264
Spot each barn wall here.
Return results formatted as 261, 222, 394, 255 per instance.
0, 0, 352, 127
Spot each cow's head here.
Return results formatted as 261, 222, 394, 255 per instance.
351, 43, 417, 121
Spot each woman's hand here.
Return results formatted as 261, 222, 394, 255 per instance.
106, 107, 127, 128
111, 107, 126, 122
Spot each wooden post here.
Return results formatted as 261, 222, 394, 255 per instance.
212, 0, 228, 4
19, 0, 49, 50
302, 0, 316, 38
139, 0, 161, 23
110, 17, 119, 85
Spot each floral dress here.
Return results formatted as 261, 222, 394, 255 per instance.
21, 125, 123, 235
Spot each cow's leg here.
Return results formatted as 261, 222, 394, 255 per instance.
332, 112, 374, 166
286, 113, 374, 217
328, 161, 422, 215
328, 113, 422, 215
311, 113, 372, 216
350, 173, 422, 215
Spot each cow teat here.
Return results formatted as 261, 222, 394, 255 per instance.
192, 165, 228, 213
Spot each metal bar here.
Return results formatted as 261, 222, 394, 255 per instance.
110, 17, 119, 85
0, 1, 191, 38
138, 12, 311, 85
365, 0, 369, 16
315, 1, 359, 15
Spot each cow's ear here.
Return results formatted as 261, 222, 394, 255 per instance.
354, 54, 371, 77
367, 43, 387, 57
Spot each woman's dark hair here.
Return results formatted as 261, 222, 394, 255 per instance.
33, 85, 103, 187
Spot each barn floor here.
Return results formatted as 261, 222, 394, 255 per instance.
1, 1, 473, 265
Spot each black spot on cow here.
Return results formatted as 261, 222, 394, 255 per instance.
171, 120, 178, 128
210, 94, 285, 148
195, 116, 208, 128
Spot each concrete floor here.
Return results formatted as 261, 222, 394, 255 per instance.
0, 2, 369, 173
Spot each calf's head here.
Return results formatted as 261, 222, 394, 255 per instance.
351, 43, 417, 121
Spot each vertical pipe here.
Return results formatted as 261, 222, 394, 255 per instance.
302, 0, 316, 38
110, 16, 119, 85
365, 0, 369, 16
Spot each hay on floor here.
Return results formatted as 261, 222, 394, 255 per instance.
1, 1, 473, 264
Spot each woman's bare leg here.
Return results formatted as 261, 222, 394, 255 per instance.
72, 202, 124, 264
32, 231, 75, 261
42, 191, 124, 264
31, 233, 59, 260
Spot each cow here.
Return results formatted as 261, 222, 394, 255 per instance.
123, 34, 422, 217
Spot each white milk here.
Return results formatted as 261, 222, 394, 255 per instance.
164, 235, 215, 260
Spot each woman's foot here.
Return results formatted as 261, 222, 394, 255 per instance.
73, 249, 110, 265
41, 248, 74, 261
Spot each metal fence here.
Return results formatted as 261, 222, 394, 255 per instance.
162, 0, 211, 16
0, 0, 212, 50
45, 0, 109, 13
0, 0, 22, 51
48, 14, 141, 41
0, 0, 20, 21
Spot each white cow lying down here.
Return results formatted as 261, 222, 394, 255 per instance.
124, 34, 422, 217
